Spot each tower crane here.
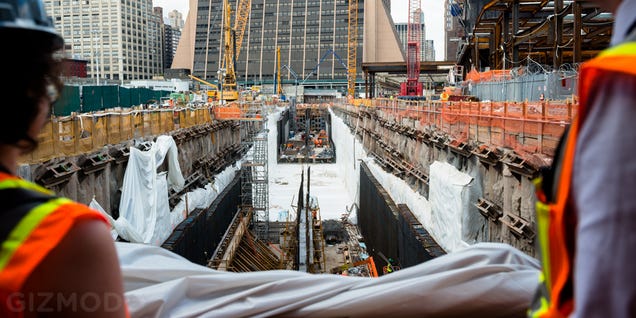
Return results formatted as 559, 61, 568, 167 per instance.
347, 0, 358, 98
400, 0, 423, 98
219, 0, 251, 102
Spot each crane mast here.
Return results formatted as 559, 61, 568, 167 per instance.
220, 0, 251, 101
347, 0, 358, 98
401, 0, 423, 97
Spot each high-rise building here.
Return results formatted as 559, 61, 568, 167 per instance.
394, 20, 432, 62
189, 0, 365, 92
168, 10, 185, 30
44, 0, 164, 82
164, 25, 181, 70
445, 0, 465, 61
424, 40, 435, 61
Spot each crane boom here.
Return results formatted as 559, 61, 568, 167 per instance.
282, 64, 299, 84
189, 74, 219, 100
233, 0, 251, 59
188, 74, 219, 90
302, 49, 348, 84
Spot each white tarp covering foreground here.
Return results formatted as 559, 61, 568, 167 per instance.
119, 242, 539, 318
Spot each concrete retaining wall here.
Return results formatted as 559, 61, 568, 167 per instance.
335, 106, 537, 257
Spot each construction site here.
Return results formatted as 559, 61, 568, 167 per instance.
17, 0, 619, 316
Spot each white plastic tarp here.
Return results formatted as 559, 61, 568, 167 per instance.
118, 242, 539, 318
94, 143, 241, 246
429, 161, 474, 252
117, 136, 184, 244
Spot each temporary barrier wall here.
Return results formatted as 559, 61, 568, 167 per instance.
161, 173, 242, 265
23, 107, 214, 164
359, 162, 443, 272
51, 85, 171, 115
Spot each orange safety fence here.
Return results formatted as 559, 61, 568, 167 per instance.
465, 68, 520, 83
214, 103, 243, 120
23, 106, 216, 164
337, 98, 578, 157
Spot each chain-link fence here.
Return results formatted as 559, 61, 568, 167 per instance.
466, 63, 579, 102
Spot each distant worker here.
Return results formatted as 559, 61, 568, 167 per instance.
528, 0, 636, 317
0, 1, 127, 316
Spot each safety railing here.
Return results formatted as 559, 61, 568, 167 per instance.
339, 98, 578, 157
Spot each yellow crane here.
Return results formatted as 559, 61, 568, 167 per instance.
276, 46, 282, 96
347, 0, 358, 98
219, 0, 251, 102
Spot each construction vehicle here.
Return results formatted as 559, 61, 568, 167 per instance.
188, 74, 220, 101
218, 0, 251, 102
331, 256, 379, 277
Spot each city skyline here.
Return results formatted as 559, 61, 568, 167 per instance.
152, 0, 447, 61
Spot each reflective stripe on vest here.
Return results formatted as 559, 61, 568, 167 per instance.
0, 174, 107, 293
529, 41, 636, 318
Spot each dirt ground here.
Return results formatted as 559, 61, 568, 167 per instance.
324, 243, 346, 273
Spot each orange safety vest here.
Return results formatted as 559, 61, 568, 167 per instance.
0, 172, 110, 317
529, 41, 636, 317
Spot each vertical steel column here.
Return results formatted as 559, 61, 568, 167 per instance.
364, 71, 369, 100
573, 0, 583, 63
473, 36, 480, 71
503, 10, 510, 69
495, 21, 502, 69
553, 0, 564, 68
512, 0, 520, 63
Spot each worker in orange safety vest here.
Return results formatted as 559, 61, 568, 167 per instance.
528, 0, 636, 316
0, 0, 128, 316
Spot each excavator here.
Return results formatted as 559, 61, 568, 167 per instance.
188, 74, 219, 101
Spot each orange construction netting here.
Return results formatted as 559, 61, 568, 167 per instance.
343, 99, 577, 157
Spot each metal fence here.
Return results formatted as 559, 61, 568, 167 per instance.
52, 85, 172, 116
466, 65, 579, 102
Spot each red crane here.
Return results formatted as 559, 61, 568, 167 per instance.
400, 0, 423, 98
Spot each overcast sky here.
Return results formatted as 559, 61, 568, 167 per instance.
152, 0, 446, 60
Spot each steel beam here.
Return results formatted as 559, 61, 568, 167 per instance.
553, 0, 564, 68
574, 1, 583, 63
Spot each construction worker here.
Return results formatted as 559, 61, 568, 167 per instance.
528, 0, 636, 317
0, 1, 127, 316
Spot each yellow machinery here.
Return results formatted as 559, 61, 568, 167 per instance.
188, 74, 219, 100
219, 0, 251, 102
347, 0, 358, 98
276, 46, 282, 96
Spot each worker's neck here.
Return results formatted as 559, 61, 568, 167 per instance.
0, 145, 21, 175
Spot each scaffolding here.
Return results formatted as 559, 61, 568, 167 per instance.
241, 129, 269, 241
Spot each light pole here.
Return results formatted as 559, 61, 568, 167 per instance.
217, 68, 226, 104
91, 30, 102, 85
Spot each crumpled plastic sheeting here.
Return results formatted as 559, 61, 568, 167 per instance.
166, 163, 241, 235
118, 242, 539, 318
92, 147, 241, 246
117, 135, 185, 244
429, 161, 474, 252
